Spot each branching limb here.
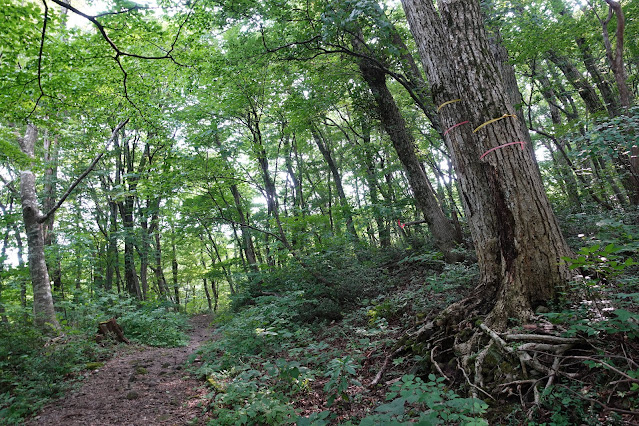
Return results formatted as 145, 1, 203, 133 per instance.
30, 0, 49, 116
0, 176, 19, 197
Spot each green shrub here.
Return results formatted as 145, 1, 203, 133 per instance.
0, 323, 108, 424
356, 374, 488, 425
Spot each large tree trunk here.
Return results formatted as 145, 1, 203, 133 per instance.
546, 50, 606, 114
601, 0, 632, 109
354, 37, 463, 262
401, 0, 572, 326
18, 124, 60, 331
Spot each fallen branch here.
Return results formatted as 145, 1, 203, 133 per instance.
566, 355, 639, 383
369, 346, 405, 387
504, 334, 582, 344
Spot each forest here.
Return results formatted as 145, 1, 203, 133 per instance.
0, 0, 638, 424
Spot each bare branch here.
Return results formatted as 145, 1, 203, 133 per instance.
29, 0, 49, 117
39, 119, 129, 223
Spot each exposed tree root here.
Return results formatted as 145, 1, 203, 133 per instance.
371, 293, 639, 423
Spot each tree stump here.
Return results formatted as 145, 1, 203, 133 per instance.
96, 317, 130, 344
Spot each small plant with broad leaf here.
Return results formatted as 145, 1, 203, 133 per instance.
354, 374, 487, 425
323, 356, 362, 406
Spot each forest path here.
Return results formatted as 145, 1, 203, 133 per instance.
28, 314, 215, 425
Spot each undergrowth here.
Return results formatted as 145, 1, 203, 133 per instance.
192, 211, 639, 425
192, 245, 487, 424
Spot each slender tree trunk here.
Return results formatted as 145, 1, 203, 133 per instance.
361, 122, 391, 247
0, 208, 10, 323
536, 73, 583, 208
13, 221, 28, 307
310, 126, 359, 241
576, 37, 620, 117
211, 133, 259, 271
138, 218, 149, 300
18, 124, 60, 331
42, 131, 62, 294
230, 185, 259, 271
401, 0, 572, 327
171, 237, 179, 309
153, 231, 169, 297
201, 258, 212, 311
354, 37, 463, 262
105, 198, 118, 292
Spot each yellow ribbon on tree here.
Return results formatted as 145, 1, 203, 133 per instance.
473, 114, 517, 133
437, 99, 461, 112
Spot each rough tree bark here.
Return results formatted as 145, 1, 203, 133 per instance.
601, 0, 632, 109
401, 0, 572, 327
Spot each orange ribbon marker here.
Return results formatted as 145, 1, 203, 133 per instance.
443, 121, 470, 136
480, 141, 526, 160
473, 114, 517, 133
437, 99, 461, 112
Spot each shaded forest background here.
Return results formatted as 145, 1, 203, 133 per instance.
1, 0, 638, 424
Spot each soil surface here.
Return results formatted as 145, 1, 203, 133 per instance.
28, 314, 215, 425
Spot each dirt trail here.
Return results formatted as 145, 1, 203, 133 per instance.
28, 314, 214, 425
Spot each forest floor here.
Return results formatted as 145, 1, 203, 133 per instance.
27, 314, 214, 426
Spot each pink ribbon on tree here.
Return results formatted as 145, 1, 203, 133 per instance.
443, 121, 470, 136
480, 141, 525, 160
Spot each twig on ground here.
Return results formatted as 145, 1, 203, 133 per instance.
504, 334, 582, 344
557, 384, 639, 417
456, 358, 495, 401
431, 345, 449, 381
